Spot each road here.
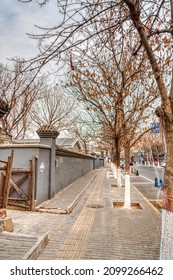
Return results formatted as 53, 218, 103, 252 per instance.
133, 164, 164, 182
128, 164, 164, 210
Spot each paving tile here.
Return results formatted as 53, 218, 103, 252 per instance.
0, 165, 161, 260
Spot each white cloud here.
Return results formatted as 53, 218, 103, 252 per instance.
0, 0, 60, 64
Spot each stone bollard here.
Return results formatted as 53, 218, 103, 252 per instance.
0, 209, 14, 232
0, 209, 7, 219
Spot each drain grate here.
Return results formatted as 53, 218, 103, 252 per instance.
150, 200, 162, 211
86, 204, 104, 209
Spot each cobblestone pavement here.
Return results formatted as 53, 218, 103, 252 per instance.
0, 165, 161, 260
0, 231, 39, 259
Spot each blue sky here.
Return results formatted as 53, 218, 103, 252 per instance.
0, 0, 59, 65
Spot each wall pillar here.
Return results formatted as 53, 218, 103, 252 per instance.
37, 125, 59, 198
90, 152, 96, 169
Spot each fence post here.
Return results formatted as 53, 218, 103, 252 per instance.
29, 156, 36, 211
2, 150, 14, 208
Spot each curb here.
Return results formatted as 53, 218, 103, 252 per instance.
131, 183, 161, 217
121, 173, 161, 216
36, 170, 100, 214
66, 170, 100, 214
22, 232, 49, 260
136, 164, 163, 169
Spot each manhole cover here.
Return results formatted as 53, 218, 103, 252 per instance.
111, 184, 125, 187
87, 204, 104, 209
111, 184, 117, 187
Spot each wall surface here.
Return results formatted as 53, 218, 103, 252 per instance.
95, 156, 104, 169
0, 144, 51, 206
35, 147, 51, 205
0, 145, 39, 168
0, 144, 103, 208
55, 154, 94, 192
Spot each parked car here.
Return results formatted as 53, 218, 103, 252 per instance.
120, 160, 133, 169
161, 159, 166, 167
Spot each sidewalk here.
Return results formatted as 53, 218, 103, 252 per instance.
35, 169, 99, 214
0, 165, 161, 260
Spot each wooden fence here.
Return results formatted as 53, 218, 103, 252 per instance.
0, 152, 35, 211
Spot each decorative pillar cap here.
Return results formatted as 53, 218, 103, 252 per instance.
37, 124, 59, 139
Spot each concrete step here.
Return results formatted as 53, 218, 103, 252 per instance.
0, 231, 49, 260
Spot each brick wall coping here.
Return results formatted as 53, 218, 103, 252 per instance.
56, 145, 94, 159
0, 143, 51, 149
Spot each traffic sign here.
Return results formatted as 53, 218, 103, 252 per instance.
150, 122, 160, 128
150, 122, 160, 133
153, 129, 160, 133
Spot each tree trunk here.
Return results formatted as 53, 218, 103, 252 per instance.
160, 120, 173, 259
124, 143, 131, 208
162, 122, 173, 210
156, 145, 160, 167
111, 142, 117, 178
117, 167, 122, 187
116, 139, 122, 187
112, 138, 122, 186
123, 0, 173, 259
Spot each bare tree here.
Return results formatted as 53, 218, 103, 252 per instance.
18, 0, 173, 259
137, 126, 165, 166
67, 111, 97, 154
65, 26, 158, 204
30, 85, 76, 133
0, 62, 46, 138
118, 0, 173, 260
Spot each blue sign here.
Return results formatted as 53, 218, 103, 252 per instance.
150, 122, 160, 128
154, 129, 160, 133
150, 122, 160, 133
